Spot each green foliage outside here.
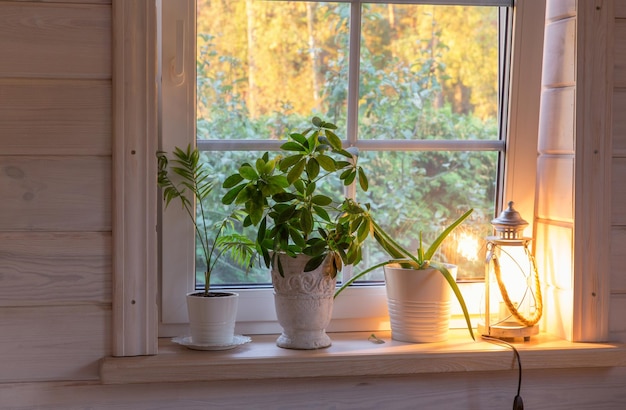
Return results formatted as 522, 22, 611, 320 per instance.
193, 2, 500, 287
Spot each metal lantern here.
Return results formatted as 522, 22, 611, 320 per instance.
478, 201, 543, 341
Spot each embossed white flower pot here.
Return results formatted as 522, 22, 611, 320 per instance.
186, 291, 238, 345
271, 254, 335, 350
384, 264, 457, 343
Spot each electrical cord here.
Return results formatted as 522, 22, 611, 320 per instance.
481, 335, 524, 410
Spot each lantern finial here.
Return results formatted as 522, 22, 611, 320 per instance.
491, 201, 528, 239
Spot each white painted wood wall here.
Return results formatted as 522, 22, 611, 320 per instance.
536, 0, 614, 343
0, 0, 112, 384
611, 0, 626, 343
1, 0, 626, 408
535, 0, 579, 342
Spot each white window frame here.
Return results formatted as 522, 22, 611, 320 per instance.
156, 0, 543, 338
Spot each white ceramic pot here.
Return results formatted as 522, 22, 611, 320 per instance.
186, 291, 239, 345
384, 264, 457, 343
271, 254, 335, 349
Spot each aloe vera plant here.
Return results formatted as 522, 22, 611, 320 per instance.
157, 145, 256, 296
335, 208, 476, 340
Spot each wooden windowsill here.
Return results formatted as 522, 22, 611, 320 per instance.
99, 330, 626, 385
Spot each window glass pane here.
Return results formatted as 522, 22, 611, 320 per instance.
192, 151, 271, 288
358, 4, 499, 141
196, 1, 349, 140
354, 150, 498, 281
195, 1, 502, 289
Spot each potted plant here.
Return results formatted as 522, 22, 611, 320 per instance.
336, 209, 476, 342
222, 117, 381, 349
157, 145, 256, 347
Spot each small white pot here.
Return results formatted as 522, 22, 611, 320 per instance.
186, 291, 239, 345
384, 264, 457, 343
271, 254, 335, 350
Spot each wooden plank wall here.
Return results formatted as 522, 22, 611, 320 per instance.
3, 367, 626, 410
0, 0, 112, 382
535, 0, 577, 341
611, 1, 626, 341
2, 0, 626, 408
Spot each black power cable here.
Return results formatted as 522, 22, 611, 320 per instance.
481, 335, 524, 410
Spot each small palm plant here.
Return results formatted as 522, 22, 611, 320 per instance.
157, 145, 256, 296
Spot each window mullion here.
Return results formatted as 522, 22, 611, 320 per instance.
346, 1, 362, 147
197, 139, 504, 152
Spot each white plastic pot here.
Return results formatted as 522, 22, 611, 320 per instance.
384, 264, 457, 343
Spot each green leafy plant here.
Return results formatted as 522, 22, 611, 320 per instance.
222, 117, 382, 277
157, 145, 256, 296
335, 208, 476, 340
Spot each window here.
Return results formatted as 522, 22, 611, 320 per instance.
158, 0, 541, 337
